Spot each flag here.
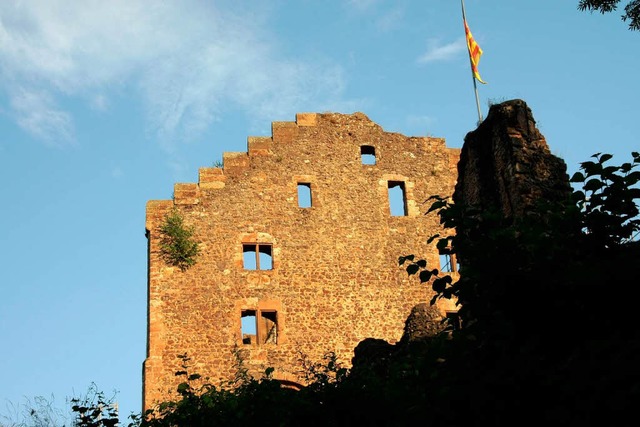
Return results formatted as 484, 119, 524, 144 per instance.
464, 19, 486, 84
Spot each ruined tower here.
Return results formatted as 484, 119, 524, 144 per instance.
143, 112, 460, 408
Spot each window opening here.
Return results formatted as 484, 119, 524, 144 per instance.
260, 311, 278, 344
243, 244, 273, 270
241, 310, 257, 345
439, 252, 458, 273
297, 183, 312, 208
388, 181, 407, 216
241, 309, 278, 345
361, 145, 376, 165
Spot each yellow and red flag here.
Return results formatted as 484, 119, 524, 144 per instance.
464, 19, 486, 84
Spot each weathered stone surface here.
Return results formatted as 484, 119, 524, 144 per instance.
454, 99, 572, 218
144, 112, 460, 409
400, 303, 446, 344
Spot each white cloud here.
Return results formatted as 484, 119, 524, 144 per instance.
0, 0, 347, 146
10, 88, 74, 146
417, 38, 466, 64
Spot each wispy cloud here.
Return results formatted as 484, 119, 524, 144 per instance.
0, 0, 348, 147
417, 38, 466, 64
10, 88, 74, 146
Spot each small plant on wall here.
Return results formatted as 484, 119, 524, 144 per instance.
159, 208, 200, 271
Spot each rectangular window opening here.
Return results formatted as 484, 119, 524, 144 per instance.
260, 311, 278, 344
241, 310, 257, 345
439, 252, 458, 273
243, 244, 273, 270
388, 181, 407, 216
241, 309, 278, 346
361, 145, 376, 165
297, 183, 312, 208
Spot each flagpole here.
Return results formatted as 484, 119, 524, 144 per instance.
461, 0, 483, 123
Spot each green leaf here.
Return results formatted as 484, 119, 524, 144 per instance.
188, 373, 201, 381
572, 190, 586, 202
581, 160, 602, 177
583, 179, 604, 192
427, 234, 440, 244
570, 172, 585, 182
599, 153, 613, 163
624, 171, 640, 185
417, 259, 427, 268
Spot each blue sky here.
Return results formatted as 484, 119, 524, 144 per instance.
0, 0, 637, 420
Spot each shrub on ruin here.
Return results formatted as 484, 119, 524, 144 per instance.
158, 209, 200, 271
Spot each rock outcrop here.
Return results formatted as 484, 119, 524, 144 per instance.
454, 99, 572, 218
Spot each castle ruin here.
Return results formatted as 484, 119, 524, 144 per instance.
143, 112, 460, 408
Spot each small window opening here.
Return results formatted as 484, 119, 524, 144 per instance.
439, 252, 459, 273
361, 145, 376, 165
297, 183, 312, 208
260, 311, 278, 344
243, 244, 273, 270
241, 309, 278, 346
388, 181, 407, 216
241, 310, 257, 345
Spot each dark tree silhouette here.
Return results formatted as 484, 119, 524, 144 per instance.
578, 0, 640, 30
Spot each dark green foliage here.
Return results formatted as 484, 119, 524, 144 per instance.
395, 152, 640, 424
158, 209, 200, 271
578, 0, 640, 30
571, 152, 640, 247
139, 353, 333, 427
70, 386, 120, 427
403, 153, 640, 334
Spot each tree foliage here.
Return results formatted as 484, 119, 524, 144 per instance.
578, 0, 640, 30
402, 152, 640, 336
70, 386, 120, 427
158, 208, 200, 271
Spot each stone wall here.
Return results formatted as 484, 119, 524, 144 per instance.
143, 112, 460, 409
454, 99, 571, 218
